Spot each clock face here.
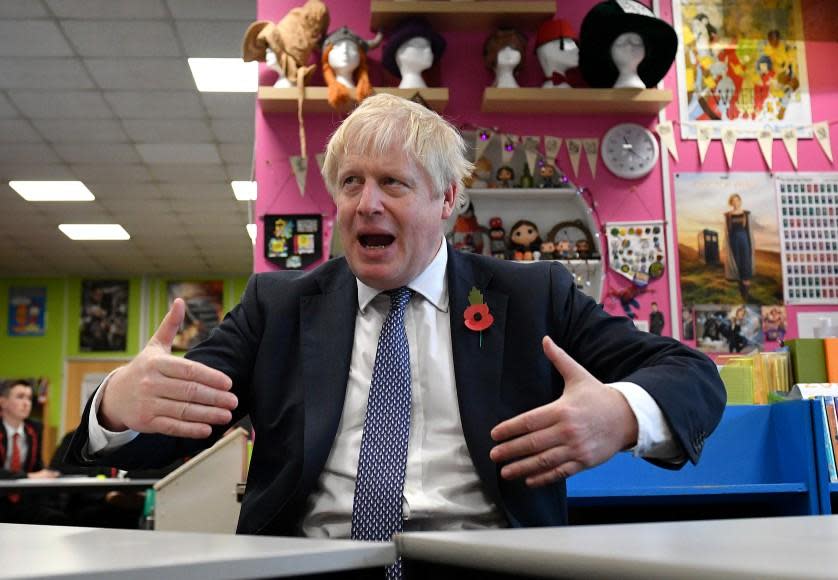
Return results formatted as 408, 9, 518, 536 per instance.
601, 123, 660, 180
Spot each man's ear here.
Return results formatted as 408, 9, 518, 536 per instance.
441, 183, 457, 220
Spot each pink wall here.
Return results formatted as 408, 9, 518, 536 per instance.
253, 0, 837, 341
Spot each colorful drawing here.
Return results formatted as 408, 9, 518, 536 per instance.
8, 287, 46, 336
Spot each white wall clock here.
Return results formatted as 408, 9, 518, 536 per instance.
601, 122, 660, 180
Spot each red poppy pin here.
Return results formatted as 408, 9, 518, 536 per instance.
464, 286, 494, 347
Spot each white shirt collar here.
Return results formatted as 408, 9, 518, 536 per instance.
3, 420, 24, 440
356, 238, 449, 313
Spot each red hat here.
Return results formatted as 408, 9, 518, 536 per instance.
536, 18, 576, 47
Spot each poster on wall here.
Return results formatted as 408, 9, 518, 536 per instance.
167, 281, 223, 352
264, 214, 323, 270
8, 287, 46, 336
693, 304, 764, 353
774, 173, 838, 305
673, 0, 812, 139
80, 280, 128, 351
675, 172, 783, 306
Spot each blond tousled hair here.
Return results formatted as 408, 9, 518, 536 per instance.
321, 93, 473, 199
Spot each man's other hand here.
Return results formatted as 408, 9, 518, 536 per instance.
489, 336, 638, 487
97, 298, 237, 439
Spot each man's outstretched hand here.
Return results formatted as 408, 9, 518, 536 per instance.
97, 298, 237, 439
489, 336, 638, 487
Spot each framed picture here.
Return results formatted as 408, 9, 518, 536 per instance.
80, 280, 128, 351
8, 287, 46, 336
167, 281, 224, 352
264, 214, 323, 270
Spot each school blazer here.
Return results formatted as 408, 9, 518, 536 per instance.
68, 246, 726, 535
0, 419, 44, 479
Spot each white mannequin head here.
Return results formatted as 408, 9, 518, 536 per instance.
536, 38, 579, 87
610, 32, 646, 88
328, 38, 361, 88
493, 46, 522, 88
265, 47, 294, 87
396, 36, 433, 88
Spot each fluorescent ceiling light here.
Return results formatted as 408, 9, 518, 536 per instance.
58, 224, 130, 241
188, 58, 257, 92
9, 181, 94, 202
246, 223, 257, 245
231, 180, 257, 201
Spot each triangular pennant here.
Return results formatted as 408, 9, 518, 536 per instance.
655, 120, 679, 162
523, 136, 540, 174
757, 127, 773, 170
696, 126, 712, 164
782, 127, 798, 170
566, 138, 582, 178
544, 136, 562, 162
315, 152, 326, 172
721, 128, 737, 168
582, 138, 599, 178
501, 134, 519, 163
814, 121, 833, 163
475, 129, 493, 161
290, 155, 308, 197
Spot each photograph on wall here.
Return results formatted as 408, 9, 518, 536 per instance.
761, 305, 787, 342
167, 281, 223, 352
673, 0, 812, 139
264, 214, 323, 270
675, 172, 783, 306
80, 280, 128, 351
8, 287, 46, 336
694, 304, 763, 354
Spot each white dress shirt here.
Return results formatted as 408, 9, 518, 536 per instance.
3, 421, 28, 472
88, 239, 680, 537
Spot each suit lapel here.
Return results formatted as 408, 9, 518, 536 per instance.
448, 248, 508, 509
299, 262, 358, 492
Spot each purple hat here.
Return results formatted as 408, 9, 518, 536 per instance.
382, 18, 447, 78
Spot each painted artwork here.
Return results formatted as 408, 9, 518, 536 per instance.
694, 304, 763, 353
675, 173, 783, 306
674, 0, 812, 139
80, 280, 128, 351
8, 287, 46, 336
167, 281, 224, 352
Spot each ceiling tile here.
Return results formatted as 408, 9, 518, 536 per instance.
8, 91, 114, 119
0, 1, 49, 18
54, 143, 141, 164
0, 21, 74, 57
149, 164, 227, 183
136, 143, 220, 164
176, 210, 242, 225
200, 93, 254, 118
225, 163, 253, 181
169, 199, 240, 213
157, 182, 231, 198
105, 91, 205, 119
96, 198, 168, 214
176, 20, 251, 57
0, 94, 18, 118
0, 120, 41, 143
46, 0, 169, 19
33, 119, 128, 143
86, 183, 167, 201
0, 143, 61, 165
70, 163, 153, 183
122, 119, 213, 143
211, 119, 253, 143
166, 0, 255, 20
63, 21, 181, 58
0, 58, 95, 90
218, 143, 252, 165
0, 163, 75, 181
85, 58, 194, 90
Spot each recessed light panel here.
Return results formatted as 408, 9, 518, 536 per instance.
188, 58, 257, 93
231, 180, 257, 201
58, 224, 130, 240
10, 181, 95, 201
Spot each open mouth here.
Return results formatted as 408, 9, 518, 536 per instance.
359, 234, 395, 249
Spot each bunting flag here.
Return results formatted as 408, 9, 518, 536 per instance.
290, 155, 307, 197
523, 136, 540, 174
814, 121, 833, 163
315, 152, 326, 172
501, 134, 519, 163
475, 129, 493, 161
757, 127, 774, 170
566, 139, 582, 178
697, 126, 712, 164
721, 128, 737, 168
544, 136, 562, 163
582, 138, 599, 178
782, 127, 799, 169
655, 120, 679, 162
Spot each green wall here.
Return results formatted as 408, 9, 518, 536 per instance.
0, 275, 250, 432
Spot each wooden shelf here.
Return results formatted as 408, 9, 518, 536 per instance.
258, 86, 449, 114
481, 88, 673, 114
467, 187, 579, 199
370, 1, 555, 31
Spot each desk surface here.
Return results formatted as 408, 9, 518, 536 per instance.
0, 524, 395, 580
0, 477, 157, 491
398, 515, 838, 579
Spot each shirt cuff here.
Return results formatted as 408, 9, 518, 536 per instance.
607, 381, 685, 462
86, 368, 139, 456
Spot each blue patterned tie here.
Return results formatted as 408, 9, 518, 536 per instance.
351, 287, 413, 580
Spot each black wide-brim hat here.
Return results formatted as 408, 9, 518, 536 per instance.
579, 0, 677, 88
382, 18, 447, 78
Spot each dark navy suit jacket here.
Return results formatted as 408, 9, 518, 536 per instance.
68, 246, 725, 535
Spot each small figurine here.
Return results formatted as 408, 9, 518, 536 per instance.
555, 238, 574, 259
539, 240, 556, 260
448, 202, 485, 254
495, 165, 515, 188
649, 301, 665, 335
508, 219, 542, 261
538, 163, 559, 188
466, 157, 493, 189
518, 163, 534, 188
575, 238, 592, 259
488, 216, 507, 259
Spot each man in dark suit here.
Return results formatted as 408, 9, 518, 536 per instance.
69, 94, 724, 550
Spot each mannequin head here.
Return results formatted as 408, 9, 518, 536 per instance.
535, 19, 579, 87
321, 26, 381, 109
610, 31, 646, 88
328, 39, 360, 82
382, 18, 446, 88
483, 28, 527, 88
396, 36, 433, 87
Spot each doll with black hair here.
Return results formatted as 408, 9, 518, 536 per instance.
508, 220, 542, 261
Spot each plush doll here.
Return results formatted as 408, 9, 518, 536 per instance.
321, 26, 382, 110
508, 220, 542, 261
